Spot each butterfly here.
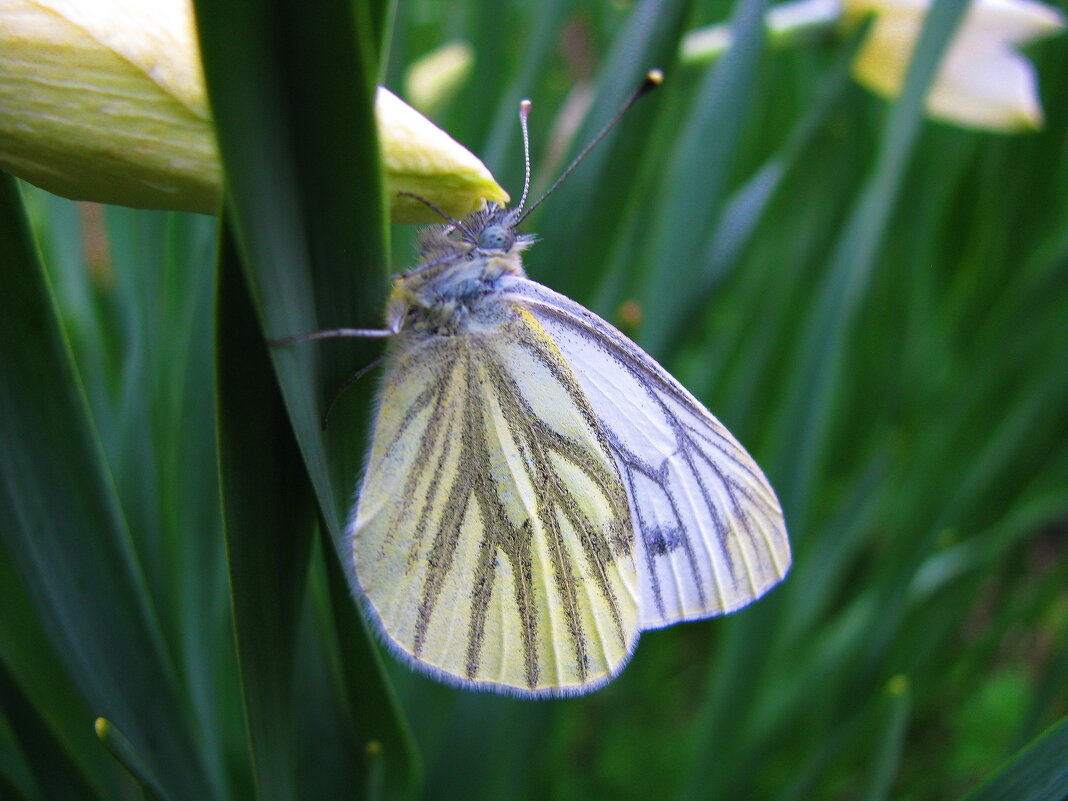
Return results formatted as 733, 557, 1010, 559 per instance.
278, 72, 789, 696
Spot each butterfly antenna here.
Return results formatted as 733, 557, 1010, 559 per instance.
515, 99, 533, 214
397, 191, 474, 237
516, 68, 662, 225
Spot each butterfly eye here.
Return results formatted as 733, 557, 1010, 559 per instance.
477, 225, 515, 252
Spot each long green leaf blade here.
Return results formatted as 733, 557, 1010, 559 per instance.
0, 173, 216, 801
637, 0, 769, 355
216, 219, 316, 801
194, 0, 417, 795
960, 714, 1068, 801
769, 0, 973, 526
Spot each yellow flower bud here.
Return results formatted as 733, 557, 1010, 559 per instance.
0, 0, 506, 219
377, 85, 507, 222
0, 0, 217, 212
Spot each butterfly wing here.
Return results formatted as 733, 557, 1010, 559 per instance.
350, 309, 640, 696
507, 279, 790, 630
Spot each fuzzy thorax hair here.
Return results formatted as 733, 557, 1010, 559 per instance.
383, 204, 536, 335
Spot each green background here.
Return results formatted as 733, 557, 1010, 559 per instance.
2, 0, 1067, 799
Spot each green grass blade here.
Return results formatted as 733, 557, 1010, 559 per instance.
768, 0, 973, 526
0, 658, 102, 801
861, 676, 913, 801
637, 0, 769, 356
319, 531, 422, 800
195, 0, 416, 793
49, 206, 236, 790
0, 544, 116, 798
526, 0, 695, 301
370, 0, 399, 79
94, 718, 167, 801
215, 220, 316, 801
194, 0, 387, 533
662, 19, 868, 354
960, 714, 1068, 801
0, 173, 217, 801
0, 764, 32, 801
478, 0, 573, 176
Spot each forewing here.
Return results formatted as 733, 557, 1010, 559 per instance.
350, 316, 640, 696
508, 279, 790, 630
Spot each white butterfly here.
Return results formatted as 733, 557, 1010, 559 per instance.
279, 76, 789, 696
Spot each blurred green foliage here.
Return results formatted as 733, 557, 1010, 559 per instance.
2, 0, 1067, 800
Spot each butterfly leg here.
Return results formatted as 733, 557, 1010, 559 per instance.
268, 327, 395, 346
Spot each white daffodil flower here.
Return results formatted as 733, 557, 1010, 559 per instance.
0, 0, 506, 219
847, 0, 1066, 132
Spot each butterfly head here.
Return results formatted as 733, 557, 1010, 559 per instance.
476, 222, 514, 252
465, 204, 535, 255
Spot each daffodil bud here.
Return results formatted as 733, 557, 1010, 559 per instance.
846, 0, 1066, 132
0, 0, 217, 213
378, 86, 508, 222
0, 0, 506, 219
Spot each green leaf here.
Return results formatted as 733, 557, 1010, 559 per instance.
0, 658, 101, 801
960, 714, 1068, 801
194, 0, 416, 795
215, 219, 316, 801
768, 0, 974, 526
637, 0, 769, 355
0, 173, 217, 801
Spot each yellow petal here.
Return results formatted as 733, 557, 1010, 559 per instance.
0, 0, 506, 219
851, 16, 920, 100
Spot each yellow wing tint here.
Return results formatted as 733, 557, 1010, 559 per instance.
350, 308, 640, 696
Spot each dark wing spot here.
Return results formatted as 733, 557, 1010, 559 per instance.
644, 526, 685, 557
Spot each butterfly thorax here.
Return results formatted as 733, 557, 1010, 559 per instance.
385, 205, 535, 337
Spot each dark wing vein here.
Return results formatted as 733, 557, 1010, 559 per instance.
510, 283, 789, 625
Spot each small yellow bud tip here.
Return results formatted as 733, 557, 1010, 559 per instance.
886, 675, 910, 696
94, 718, 109, 738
